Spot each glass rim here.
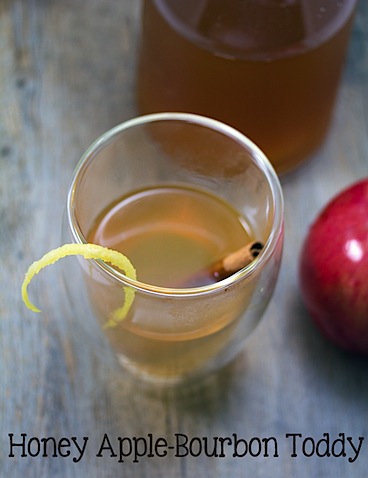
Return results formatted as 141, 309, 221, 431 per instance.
67, 112, 284, 297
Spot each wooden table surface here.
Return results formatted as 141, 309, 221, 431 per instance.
1, 1, 368, 476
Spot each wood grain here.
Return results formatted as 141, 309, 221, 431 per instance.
1, 1, 368, 476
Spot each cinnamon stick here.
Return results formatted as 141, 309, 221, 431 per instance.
176, 240, 264, 288
211, 240, 264, 282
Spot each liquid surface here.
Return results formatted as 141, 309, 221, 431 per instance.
88, 185, 252, 288
137, 0, 356, 172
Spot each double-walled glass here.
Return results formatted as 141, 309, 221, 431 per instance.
63, 113, 284, 384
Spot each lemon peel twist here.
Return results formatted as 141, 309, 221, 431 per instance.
21, 243, 137, 326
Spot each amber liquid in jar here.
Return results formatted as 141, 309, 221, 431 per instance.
86, 185, 256, 378
137, 0, 356, 173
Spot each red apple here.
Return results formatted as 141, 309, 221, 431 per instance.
299, 178, 368, 355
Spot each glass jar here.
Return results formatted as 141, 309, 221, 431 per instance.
136, 0, 357, 174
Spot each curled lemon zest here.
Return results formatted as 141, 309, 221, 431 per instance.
21, 243, 136, 325
104, 287, 136, 329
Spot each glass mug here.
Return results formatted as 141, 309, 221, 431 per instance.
63, 113, 284, 384
136, 0, 357, 174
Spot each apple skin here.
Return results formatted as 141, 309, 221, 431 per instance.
299, 178, 368, 355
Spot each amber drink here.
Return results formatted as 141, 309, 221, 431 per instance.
137, 0, 357, 173
65, 113, 284, 383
